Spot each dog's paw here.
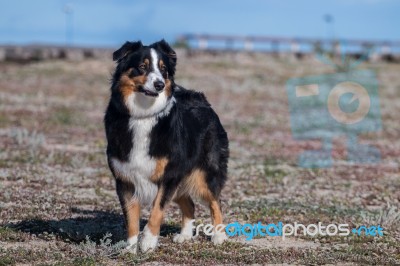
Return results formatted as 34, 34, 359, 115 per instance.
211, 232, 228, 245
173, 233, 192, 243
140, 225, 158, 253
125, 236, 138, 254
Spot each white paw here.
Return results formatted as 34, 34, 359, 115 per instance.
125, 235, 138, 254
173, 219, 194, 243
211, 232, 227, 245
173, 233, 192, 243
140, 225, 159, 253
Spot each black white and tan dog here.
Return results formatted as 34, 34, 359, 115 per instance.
104, 40, 229, 253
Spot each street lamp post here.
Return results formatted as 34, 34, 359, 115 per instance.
323, 14, 336, 55
323, 14, 335, 41
63, 4, 74, 47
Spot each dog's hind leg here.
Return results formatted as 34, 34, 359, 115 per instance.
173, 195, 195, 243
190, 168, 228, 245
208, 197, 227, 245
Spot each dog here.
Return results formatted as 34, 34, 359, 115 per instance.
104, 40, 229, 253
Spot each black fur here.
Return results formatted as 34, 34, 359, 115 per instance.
104, 39, 229, 246
148, 87, 229, 207
104, 85, 229, 199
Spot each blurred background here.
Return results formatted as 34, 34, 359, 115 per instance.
1, 0, 400, 51
1, 1, 399, 265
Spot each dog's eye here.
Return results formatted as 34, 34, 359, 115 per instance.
139, 64, 146, 71
160, 65, 166, 73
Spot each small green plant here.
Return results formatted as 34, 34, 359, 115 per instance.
263, 164, 287, 185
0, 253, 15, 266
77, 233, 127, 258
359, 204, 400, 231
51, 107, 73, 125
8, 127, 45, 147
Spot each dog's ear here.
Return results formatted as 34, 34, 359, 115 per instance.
157, 39, 177, 58
113, 41, 143, 61
155, 39, 177, 62
154, 39, 177, 77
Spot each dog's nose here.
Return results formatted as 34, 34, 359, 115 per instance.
154, 81, 165, 91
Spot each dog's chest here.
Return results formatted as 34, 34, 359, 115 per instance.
128, 118, 157, 176
111, 117, 158, 205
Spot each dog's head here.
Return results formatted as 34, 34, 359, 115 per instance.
111, 39, 177, 118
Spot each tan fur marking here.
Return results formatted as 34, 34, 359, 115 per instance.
174, 196, 195, 225
209, 200, 223, 226
180, 169, 224, 227
125, 199, 140, 237
119, 72, 136, 99
119, 69, 147, 101
165, 79, 172, 97
157, 59, 172, 97
147, 188, 165, 235
150, 157, 168, 183
132, 75, 147, 86
144, 58, 150, 66
180, 169, 213, 200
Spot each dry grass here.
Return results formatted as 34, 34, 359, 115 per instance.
0, 50, 399, 265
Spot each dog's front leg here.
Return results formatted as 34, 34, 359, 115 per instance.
116, 180, 140, 253
140, 186, 166, 252
141, 176, 178, 253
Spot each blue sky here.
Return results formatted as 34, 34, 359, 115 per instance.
0, 0, 399, 48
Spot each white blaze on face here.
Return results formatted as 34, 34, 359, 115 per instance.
124, 48, 174, 118
144, 48, 165, 92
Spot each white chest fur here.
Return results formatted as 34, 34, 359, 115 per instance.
111, 117, 158, 206
110, 96, 175, 206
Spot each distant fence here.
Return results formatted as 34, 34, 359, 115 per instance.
0, 45, 112, 63
2, 34, 400, 63
177, 34, 400, 62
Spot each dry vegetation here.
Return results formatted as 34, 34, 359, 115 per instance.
0, 50, 399, 265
